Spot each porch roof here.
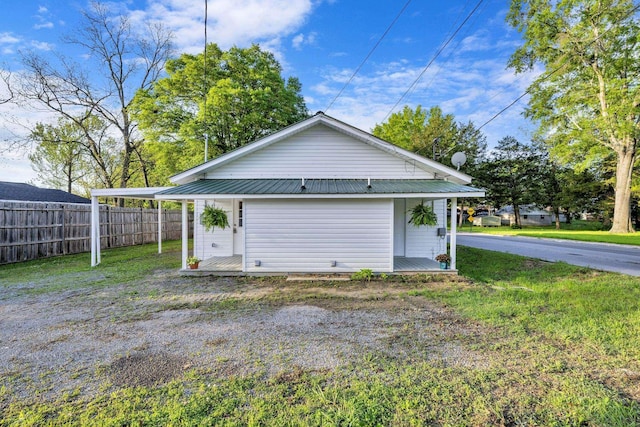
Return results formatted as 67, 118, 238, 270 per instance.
155, 178, 485, 199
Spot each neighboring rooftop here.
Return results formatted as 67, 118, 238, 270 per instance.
0, 182, 90, 204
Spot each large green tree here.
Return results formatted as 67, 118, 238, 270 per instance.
474, 136, 544, 227
372, 105, 486, 172
132, 44, 309, 181
507, 0, 640, 232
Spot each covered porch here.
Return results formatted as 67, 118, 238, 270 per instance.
182, 254, 448, 275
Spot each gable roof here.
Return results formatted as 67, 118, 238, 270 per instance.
170, 112, 474, 185
0, 182, 91, 204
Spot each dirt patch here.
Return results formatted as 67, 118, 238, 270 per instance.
108, 352, 192, 387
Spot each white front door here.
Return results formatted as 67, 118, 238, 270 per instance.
233, 199, 244, 255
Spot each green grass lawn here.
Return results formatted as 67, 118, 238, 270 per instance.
465, 220, 640, 246
1, 243, 640, 426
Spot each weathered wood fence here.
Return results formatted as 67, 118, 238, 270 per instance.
0, 201, 193, 265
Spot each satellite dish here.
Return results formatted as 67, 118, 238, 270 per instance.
451, 152, 467, 170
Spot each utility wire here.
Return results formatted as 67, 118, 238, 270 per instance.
383, 0, 484, 122
477, 1, 640, 132
410, 0, 487, 104
325, 0, 413, 112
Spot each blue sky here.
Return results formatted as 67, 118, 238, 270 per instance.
0, 0, 538, 184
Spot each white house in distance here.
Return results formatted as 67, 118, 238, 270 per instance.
91, 112, 484, 273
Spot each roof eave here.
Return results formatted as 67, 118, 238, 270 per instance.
91, 187, 173, 199
155, 191, 486, 200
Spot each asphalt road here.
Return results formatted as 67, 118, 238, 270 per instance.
457, 233, 640, 277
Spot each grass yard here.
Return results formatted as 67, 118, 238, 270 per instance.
1, 242, 639, 426
466, 220, 640, 246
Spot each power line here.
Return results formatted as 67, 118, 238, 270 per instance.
383, 0, 484, 122
325, 0, 413, 113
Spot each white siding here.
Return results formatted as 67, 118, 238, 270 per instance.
404, 198, 447, 259
206, 126, 433, 179
245, 199, 392, 272
194, 199, 234, 259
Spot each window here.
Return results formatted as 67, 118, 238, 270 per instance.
238, 201, 243, 227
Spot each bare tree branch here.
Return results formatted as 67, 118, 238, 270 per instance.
15, 1, 173, 199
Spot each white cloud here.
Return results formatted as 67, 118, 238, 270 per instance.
30, 41, 54, 51
128, 0, 316, 56
34, 5, 55, 31
292, 34, 305, 49
0, 32, 20, 45
34, 22, 54, 30
292, 32, 317, 50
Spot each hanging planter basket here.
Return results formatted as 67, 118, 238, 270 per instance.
408, 202, 438, 227
200, 205, 230, 232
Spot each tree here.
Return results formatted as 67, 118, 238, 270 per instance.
474, 136, 543, 227
131, 44, 309, 181
16, 2, 173, 202
507, 0, 640, 232
28, 115, 121, 195
29, 120, 87, 193
371, 105, 429, 151
535, 144, 613, 229
372, 105, 486, 172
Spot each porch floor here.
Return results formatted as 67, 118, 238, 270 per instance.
393, 256, 441, 272
199, 255, 243, 272
184, 255, 452, 275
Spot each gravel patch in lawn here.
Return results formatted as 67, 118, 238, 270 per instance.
0, 274, 490, 402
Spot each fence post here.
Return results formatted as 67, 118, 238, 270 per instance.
158, 201, 162, 254
61, 204, 67, 255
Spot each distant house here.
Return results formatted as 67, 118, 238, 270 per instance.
0, 182, 90, 204
91, 113, 485, 273
496, 205, 565, 226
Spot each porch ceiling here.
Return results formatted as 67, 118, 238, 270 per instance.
156, 178, 485, 199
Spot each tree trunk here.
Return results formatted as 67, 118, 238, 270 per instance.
610, 145, 636, 233
554, 206, 561, 230
118, 144, 133, 208
66, 163, 73, 193
513, 205, 521, 227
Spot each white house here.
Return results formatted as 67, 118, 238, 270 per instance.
496, 205, 566, 226
91, 113, 484, 273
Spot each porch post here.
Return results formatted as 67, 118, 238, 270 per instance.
157, 200, 162, 254
181, 200, 188, 269
91, 195, 101, 266
450, 197, 457, 270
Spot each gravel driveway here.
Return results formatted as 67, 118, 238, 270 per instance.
1, 270, 488, 402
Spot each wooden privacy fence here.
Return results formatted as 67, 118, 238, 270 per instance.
0, 201, 193, 265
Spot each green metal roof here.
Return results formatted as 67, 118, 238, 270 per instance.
157, 179, 484, 197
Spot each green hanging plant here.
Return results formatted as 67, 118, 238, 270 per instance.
408, 201, 438, 226
200, 205, 230, 232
